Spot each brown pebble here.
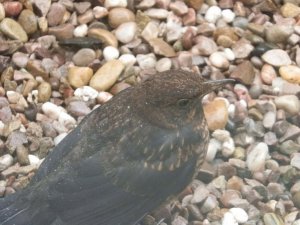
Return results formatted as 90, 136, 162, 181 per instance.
38, 82, 52, 102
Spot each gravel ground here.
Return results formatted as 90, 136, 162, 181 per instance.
0, 0, 300, 225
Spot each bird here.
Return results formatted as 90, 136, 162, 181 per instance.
0, 69, 233, 225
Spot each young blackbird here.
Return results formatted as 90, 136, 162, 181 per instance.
0, 70, 233, 225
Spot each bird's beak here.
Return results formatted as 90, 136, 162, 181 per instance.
202, 79, 235, 95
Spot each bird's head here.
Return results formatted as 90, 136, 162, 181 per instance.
134, 70, 234, 129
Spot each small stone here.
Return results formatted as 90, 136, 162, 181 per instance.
204, 98, 228, 131
26, 60, 48, 79
155, 58, 172, 72
0, 3, 5, 21
89, 60, 125, 91
16, 145, 29, 166
291, 153, 300, 169
73, 24, 88, 37
136, 53, 157, 70
68, 66, 93, 88
222, 9, 235, 23
281, 3, 300, 17
229, 208, 248, 223
200, 194, 218, 213
97, 91, 113, 104
263, 111, 276, 129
230, 61, 255, 85
0, 18, 28, 42
170, 1, 189, 15
48, 23, 74, 40
262, 49, 292, 67
103, 46, 120, 61
18, 9, 38, 35
88, 28, 118, 48
246, 142, 269, 172
47, 3, 66, 27
74, 86, 98, 101
261, 64, 277, 85
28, 155, 40, 166
3, 1, 22, 17
205, 6, 222, 23
148, 38, 176, 57
108, 8, 135, 29
209, 52, 229, 69
222, 212, 238, 225
141, 21, 159, 42
171, 216, 188, 225
274, 95, 300, 116
232, 39, 254, 59
263, 213, 284, 225
265, 25, 294, 44
38, 82, 51, 103
67, 101, 91, 117
32, 0, 51, 16
115, 22, 137, 44
144, 8, 169, 19
191, 185, 210, 204
93, 6, 108, 19
206, 138, 221, 162
191, 36, 218, 56
119, 54, 136, 66
0, 154, 13, 171
292, 191, 300, 208
185, 0, 204, 10
183, 8, 196, 26
77, 9, 94, 25
72, 48, 96, 66
12, 52, 29, 68
279, 65, 300, 84
104, 0, 127, 9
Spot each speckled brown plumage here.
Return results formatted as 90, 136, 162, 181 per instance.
0, 70, 233, 225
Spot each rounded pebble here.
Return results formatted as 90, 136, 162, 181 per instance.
274, 95, 300, 116
73, 24, 88, 37
279, 65, 300, 84
209, 52, 229, 69
68, 66, 93, 88
205, 6, 222, 23
0, 18, 28, 42
246, 142, 269, 172
103, 46, 120, 61
72, 48, 96, 66
229, 208, 249, 223
115, 22, 137, 44
155, 58, 172, 72
262, 49, 292, 67
222, 9, 235, 23
119, 54, 136, 66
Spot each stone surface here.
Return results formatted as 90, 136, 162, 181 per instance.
0, 18, 28, 42
89, 60, 125, 91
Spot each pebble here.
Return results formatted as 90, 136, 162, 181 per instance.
274, 95, 300, 116
280, 2, 300, 18
115, 22, 137, 44
74, 86, 98, 101
279, 65, 300, 84
136, 53, 157, 69
93, 6, 108, 19
88, 28, 118, 48
103, 46, 120, 61
18, 9, 38, 35
221, 9, 235, 23
170, 1, 188, 15
144, 8, 169, 19
72, 48, 96, 66
97, 91, 113, 104
68, 66, 93, 88
263, 111, 276, 129
205, 6, 222, 23
0, 154, 13, 171
54, 133, 68, 145
185, 0, 203, 10
3, 1, 22, 17
47, 3, 66, 27
141, 21, 159, 41
32, 0, 51, 16
291, 153, 300, 169
263, 213, 284, 225
67, 101, 91, 117
104, 0, 127, 9
58, 112, 76, 129
262, 49, 292, 67
108, 8, 135, 28
230, 61, 255, 85
148, 38, 176, 57
155, 58, 172, 72
265, 25, 294, 44
246, 142, 269, 172
89, 60, 125, 91
119, 54, 136, 66
206, 138, 221, 162
191, 36, 218, 56
232, 39, 254, 59
12, 52, 29, 68
209, 52, 230, 69
16, 145, 29, 166
261, 64, 277, 85
48, 23, 74, 40
38, 82, 51, 103
0, 18, 28, 42
203, 98, 228, 131
222, 212, 238, 225
229, 208, 249, 223
28, 154, 40, 166
73, 24, 88, 37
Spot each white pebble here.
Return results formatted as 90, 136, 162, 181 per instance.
42, 102, 65, 120
291, 153, 300, 170
228, 103, 236, 119
0, 121, 4, 136
205, 6, 222, 23
246, 142, 269, 172
155, 57, 172, 72
115, 22, 137, 44
58, 112, 76, 129
206, 138, 221, 162
222, 212, 238, 225
136, 53, 157, 69
229, 208, 249, 223
54, 132, 68, 145
222, 137, 235, 157
74, 86, 99, 101
92, 6, 108, 19
104, 0, 127, 8
223, 48, 235, 61
97, 91, 113, 104
28, 154, 40, 166
221, 9, 235, 23
0, 154, 13, 171
73, 24, 88, 37
103, 46, 120, 61
119, 54, 136, 66
209, 52, 229, 69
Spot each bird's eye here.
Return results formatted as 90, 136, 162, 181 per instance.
177, 99, 190, 108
